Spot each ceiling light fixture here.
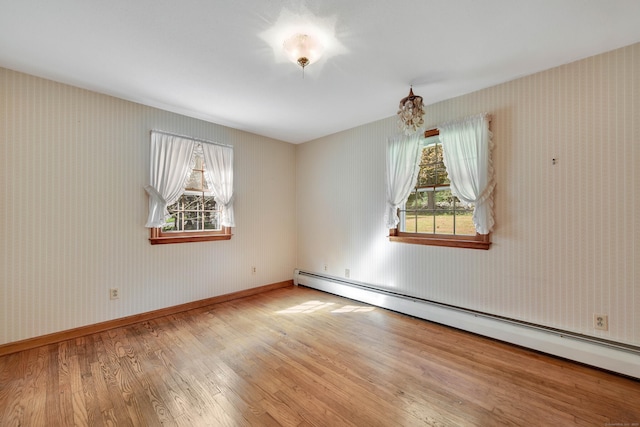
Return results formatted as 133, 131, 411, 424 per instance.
283, 33, 324, 77
397, 86, 425, 135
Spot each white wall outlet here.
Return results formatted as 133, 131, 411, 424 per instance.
110, 288, 119, 300
345, 269, 350, 278
594, 314, 608, 331
324, 263, 328, 272
251, 266, 257, 275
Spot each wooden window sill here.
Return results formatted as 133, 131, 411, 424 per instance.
150, 228, 232, 245
389, 230, 491, 250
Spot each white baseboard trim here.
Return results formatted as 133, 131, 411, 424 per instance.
294, 270, 640, 379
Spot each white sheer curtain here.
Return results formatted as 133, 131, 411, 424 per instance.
202, 143, 235, 227
384, 133, 422, 229
438, 114, 495, 234
145, 132, 196, 228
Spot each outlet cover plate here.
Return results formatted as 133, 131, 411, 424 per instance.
594, 314, 608, 331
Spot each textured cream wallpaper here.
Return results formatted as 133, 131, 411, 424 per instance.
296, 42, 639, 346
1, 42, 638, 347
0, 69, 297, 345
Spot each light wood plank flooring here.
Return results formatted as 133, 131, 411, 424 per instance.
1, 285, 639, 426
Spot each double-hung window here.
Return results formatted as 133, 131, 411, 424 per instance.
398, 132, 476, 237
164, 159, 221, 233
145, 131, 234, 245
386, 115, 494, 249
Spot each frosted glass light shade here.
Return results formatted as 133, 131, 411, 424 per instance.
283, 33, 324, 68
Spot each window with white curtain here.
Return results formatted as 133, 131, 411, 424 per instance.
387, 114, 494, 249
145, 131, 234, 245
399, 134, 476, 236
163, 145, 222, 232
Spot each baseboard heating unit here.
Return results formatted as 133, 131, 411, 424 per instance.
293, 269, 640, 379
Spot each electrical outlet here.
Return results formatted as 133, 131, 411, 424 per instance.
110, 288, 119, 300
251, 266, 256, 275
324, 263, 328, 272
594, 314, 608, 331
345, 269, 350, 278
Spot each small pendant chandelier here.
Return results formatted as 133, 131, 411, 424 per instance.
397, 86, 425, 135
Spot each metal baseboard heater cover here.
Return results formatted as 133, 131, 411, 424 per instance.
294, 270, 640, 379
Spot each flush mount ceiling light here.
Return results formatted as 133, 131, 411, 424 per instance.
259, 6, 347, 78
397, 86, 425, 135
283, 33, 324, 75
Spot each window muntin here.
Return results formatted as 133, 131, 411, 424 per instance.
163, 193, 221, 232
402, 189, 475, 235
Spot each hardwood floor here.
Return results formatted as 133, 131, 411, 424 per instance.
1, 286, 639, 426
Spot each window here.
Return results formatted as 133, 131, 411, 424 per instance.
400, 134, 476, 234
150, 147, 231, 244
388, 127, 492, 249
145, 131, 234, 245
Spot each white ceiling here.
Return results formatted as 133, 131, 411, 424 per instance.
2, 1, 640, 144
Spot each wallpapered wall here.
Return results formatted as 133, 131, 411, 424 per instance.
0, 68, 297, 345
296, 42, 639, 346
2, 42, 638, 348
